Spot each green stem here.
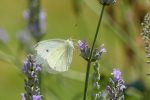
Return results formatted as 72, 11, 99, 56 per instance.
83, 5, 105, 100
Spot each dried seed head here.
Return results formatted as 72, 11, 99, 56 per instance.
141, 13, 150, 63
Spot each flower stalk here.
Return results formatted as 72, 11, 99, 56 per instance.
91, 61, 101, 100
28, 0, 44, 42
83, 5, 105, 100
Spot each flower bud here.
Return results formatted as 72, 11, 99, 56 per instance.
98, 0, 116, 5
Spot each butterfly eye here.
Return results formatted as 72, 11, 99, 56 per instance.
46, 49, 49, 52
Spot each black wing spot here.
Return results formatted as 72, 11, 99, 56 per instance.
46, 49, 49, 52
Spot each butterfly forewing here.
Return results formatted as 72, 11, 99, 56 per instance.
47, 41, 73, 72
35, 39, 65, 60
35, 39, 73, 73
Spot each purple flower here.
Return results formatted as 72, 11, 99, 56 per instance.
111, 68, 121, 81
99, 48, 106, 53
119, 84, 126, 91
32, 95, 42, 100
34, 64, 41, 71
0, 28, 9, 43
23, 10, 46, 22
78, 39, 91, 61
95, 44, 107, 59
78, 40, 86, 50
39, 11, 47, 33
16, 29, 31, 44
21, 93, 25, 100
99, 44, 107, 53
106, 86, 112, 95
22, 60, 30, 73
22, 10, 47, 33
22, 10, 29, 21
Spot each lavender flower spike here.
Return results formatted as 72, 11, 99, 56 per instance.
22, 10, 47, 34
21, 55, 42, 100
106, 68, 126, 100
78, 39, 91, 61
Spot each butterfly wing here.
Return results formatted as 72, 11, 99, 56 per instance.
34, 39, 66, 72
47, 40, 73, 72
35, 39, 65, 60
35, 39, 73, 73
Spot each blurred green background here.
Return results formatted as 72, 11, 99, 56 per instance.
0, 0, 150, 100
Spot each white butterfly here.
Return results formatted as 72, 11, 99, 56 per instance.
34, 39, 74, 73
